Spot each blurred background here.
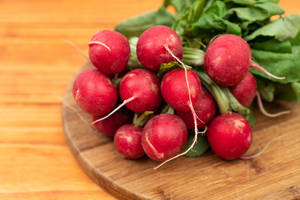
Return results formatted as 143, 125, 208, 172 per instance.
0, 0, 298, 199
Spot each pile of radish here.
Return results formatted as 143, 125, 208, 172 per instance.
72, 25, 284, 167
71, 0, 300, 167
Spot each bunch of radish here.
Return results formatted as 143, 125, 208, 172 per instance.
72, 25, 287, 167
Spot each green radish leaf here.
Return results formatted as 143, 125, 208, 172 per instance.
225, 0, 256, 6
267, 0, 280, 3
115, 8, 174, 38
157, 62, 181, 78
274, 82, 300, 102
250, 39, 292, 53
225, 1, 284, 30
245, 15, 300, 41
256, 77, 275, 102
192, 1, 242, 37
226, 0, 283, 14
181, 132, 209, 157
249, 28, 300, 100
250, 48, 300, 83
155, 8, 176, 26
245, 107, 255, 127
253, 1, 284, 16
157, 62, 192, 78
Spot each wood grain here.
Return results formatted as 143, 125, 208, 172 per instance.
0, 0, 299, 199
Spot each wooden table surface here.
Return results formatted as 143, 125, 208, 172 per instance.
0, 0, 299, 199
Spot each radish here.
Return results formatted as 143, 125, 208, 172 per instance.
72, 68, 117, 116
114, 124, 144, 159
161, 68, 202, 112
141, 114, 188, 162
177, 88, 216, 129
89, 30, 130, 74
120, 69, 162, 113
204, 34, 284, 86
229, 72, 257, 107
207, 113, 252, 160
92, 69, 162, 124
137, 25, 183, 71
93, 109, 133, 137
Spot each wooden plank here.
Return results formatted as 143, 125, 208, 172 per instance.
0, 144, 115, 200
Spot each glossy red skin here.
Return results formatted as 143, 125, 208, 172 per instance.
177, 88, 216, 129
141, 114, 188, 161
72, 68, 117, 116
93, 109, 133, 137
204, 34, 252, 86
207, 113, 252, 160
230, 72, 257, 107
114, 124, 144, 159
161, 68, 202, 112
137, 25, 183, 71
89, 30, 130, 74
120, 69, 162, 113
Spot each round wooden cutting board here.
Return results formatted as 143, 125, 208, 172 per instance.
62, 65, 300, 200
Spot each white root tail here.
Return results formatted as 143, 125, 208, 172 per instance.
251, 62, 285, 80
88, 41, 111, 51
256, 91, 291, 118
154, 46, 204, 170
92, 96, 135, 125
240, 135, 283, 160
61, 39, 89, 61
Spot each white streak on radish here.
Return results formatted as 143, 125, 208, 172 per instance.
256, 91, 291, 118
145, 131, 164, 160
88, 41, 111, 51
251, 62, 285, 80
92, 96, 135, 125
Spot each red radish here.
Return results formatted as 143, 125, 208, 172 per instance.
207, 113, 252, 160
177, 88, 216, 129
229, 72, 257, 107
93, 109, 133, 137
89, 30, 130, 74
204, 34, 284, 86
72, 68, 117, 116
161, 68, 202, 112
141, 114, 188, 161
119, 69, 162, 113
137, 25, 183, 71
114, 124, 144, 159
